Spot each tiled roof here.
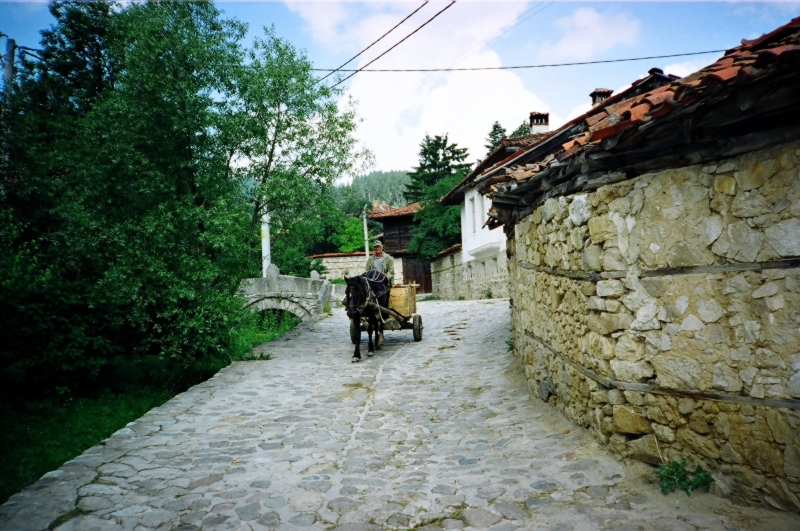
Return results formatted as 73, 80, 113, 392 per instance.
368, 202, 421, 220
435, 243, 462, 258
440, 132, 553, 205
483, 16, 800, 228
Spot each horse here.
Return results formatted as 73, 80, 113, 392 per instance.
344, 271, 391, 363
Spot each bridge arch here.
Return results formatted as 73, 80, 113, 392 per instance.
246, 296, 313, 321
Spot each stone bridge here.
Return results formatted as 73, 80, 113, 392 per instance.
240, 265, 338, 321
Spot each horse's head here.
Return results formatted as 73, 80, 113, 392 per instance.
344, 275, 366, 319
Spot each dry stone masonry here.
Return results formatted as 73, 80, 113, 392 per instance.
508, 140, 800, 512
430, 248, 509, 300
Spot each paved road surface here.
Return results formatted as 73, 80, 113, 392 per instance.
2, 300, 799, 531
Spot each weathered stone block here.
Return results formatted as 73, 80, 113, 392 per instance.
581, 245, 603, 271
627, 434, 662, 465
697, 299, 725, 323
652, 356, 704, 390
597, 280, 624, 297
714, 175, 737, 195
569, 194, 591, 225
588, 216, 616, 243
610, 360, 654, 382
587, 296, 605, 310
712, 364, 743, 393
588, 312, 632, 335
737, 158, 779, 191
677, 428, 720, 459
613, 405, 652, 434
711, 222, 764, 262
785, 444, 800, 479
752, 282, 779, 299
765, 219, 800, 258
653, 424, 676, 443
667, 242, 716, 268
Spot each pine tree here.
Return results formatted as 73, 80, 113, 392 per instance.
509, 120, 530, 138
405, 134, 471, 203
484, 121, 507, 155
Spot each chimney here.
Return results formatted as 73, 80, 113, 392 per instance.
529, 112, 550, 134
590, 88, 613, 106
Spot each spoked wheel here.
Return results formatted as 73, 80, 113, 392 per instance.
350, 319, 359, 345
412, 314, 423, 342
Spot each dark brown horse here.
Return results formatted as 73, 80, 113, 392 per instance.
344, 271, 390, 363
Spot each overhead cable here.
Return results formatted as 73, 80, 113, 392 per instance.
319, 1, 428, 83
331, 0, 456, 88
314, 49, 729, 73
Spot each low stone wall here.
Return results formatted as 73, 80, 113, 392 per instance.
431, 250, 509, 300
241, 273, 331, 320
315, 253, 368, 280
508, 140, 800, 511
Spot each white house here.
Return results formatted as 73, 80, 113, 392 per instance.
432, 113, 552, 300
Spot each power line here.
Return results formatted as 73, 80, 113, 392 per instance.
319, 1, 428, 83
331, 0, 456, 88
313, 50, 728, 73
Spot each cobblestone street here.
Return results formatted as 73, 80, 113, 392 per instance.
2, 300, 799, 531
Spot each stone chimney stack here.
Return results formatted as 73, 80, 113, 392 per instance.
529, 112, 550, 134
590, 88, 613, 106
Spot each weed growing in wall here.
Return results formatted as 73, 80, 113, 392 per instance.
654, 459, 715, 497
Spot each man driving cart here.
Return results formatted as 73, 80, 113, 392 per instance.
365, 241, 395, 286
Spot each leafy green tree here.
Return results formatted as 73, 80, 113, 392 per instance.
227, 28, 371, 264
405, 134, 470, 260
405, 134, 470, 203
407, 173, 464, 261
332, 216, 375, 253
510, 120, 530, 138
485, 121, 507, 155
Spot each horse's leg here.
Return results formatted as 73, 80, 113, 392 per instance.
367, 316, 375, 354
377, 316, 384, 350
352, 318, 361, 362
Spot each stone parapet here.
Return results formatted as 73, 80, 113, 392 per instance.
431, 250, 509, 300
508, 140, 800, 512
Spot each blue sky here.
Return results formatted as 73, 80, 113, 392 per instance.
2, 1, 799, 172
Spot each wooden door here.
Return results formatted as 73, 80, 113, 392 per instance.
402, 257, 432, 294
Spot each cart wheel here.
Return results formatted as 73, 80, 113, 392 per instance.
413, 314, 423, 342
350, 319, 359, 345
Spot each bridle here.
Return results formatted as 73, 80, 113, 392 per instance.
346, 273, 390, 317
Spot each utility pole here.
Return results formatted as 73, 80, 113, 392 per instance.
3, 38, 15, 102
261, 211, 271, 277
362, 204, 369, 259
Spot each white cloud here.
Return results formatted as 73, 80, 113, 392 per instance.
538, 8, 641, 61
661, 58, 713, 79
289, 1, 553, 171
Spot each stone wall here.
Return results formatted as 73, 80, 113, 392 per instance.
508, 140, 800, 511
431, 249, 509, 300
317, 254, 369, 280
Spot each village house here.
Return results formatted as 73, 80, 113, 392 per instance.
433, 113, 554, 300
368, 202, 432, 292
471, 18, 800, 511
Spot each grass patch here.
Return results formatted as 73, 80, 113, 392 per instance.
654, 459, 715, 497
420, 295, 440, 301
231, 309, 301, 360
0, 308, 300, 505
329, 278, 346, 285
0, 389, 171, 504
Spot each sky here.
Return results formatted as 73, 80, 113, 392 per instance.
2, 1, 800, 175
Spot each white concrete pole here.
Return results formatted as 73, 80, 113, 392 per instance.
362, 205, 369, 259
261, 211, 271, 278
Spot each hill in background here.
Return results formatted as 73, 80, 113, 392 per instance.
335, 171, 410, 214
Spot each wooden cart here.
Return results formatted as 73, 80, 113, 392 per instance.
349, 284, 423, 344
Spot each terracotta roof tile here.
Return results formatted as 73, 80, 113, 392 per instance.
368, 202, 421, 220
488, 15, 800, 207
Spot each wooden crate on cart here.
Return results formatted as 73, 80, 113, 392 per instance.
389, 284, 416, 317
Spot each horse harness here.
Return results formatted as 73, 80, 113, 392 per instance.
347, 271, 391, 319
